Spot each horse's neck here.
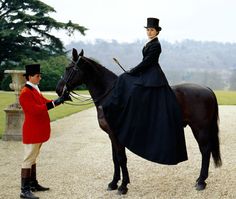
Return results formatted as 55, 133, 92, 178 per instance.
85, 65, 117, 106
87, 78, 116, 106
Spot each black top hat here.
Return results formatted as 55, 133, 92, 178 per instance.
23, 64, 41, 76
145, 17, 162, 31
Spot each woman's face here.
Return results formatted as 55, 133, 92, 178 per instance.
146, 28, 159, 40
29, 74, 41, 85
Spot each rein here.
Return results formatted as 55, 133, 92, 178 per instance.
64, 91, 94, 106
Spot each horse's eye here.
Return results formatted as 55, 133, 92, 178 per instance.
73, 66, 79, 71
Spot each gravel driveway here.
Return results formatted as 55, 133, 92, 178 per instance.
0, 105, 236, 199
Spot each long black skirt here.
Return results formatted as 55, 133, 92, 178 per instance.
102, 74, 188, 165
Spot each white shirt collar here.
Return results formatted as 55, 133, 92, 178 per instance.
26, 81, 40, 93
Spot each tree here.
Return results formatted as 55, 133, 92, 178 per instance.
0, 0, 87, 85
37, 55, 68, 91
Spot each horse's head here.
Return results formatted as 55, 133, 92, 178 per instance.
56, 48, 85, 96
56, 48, 118, 104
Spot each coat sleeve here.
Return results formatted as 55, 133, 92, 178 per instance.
129, 42, 161, 74
41, 94, 53, 103
41, 94, 55, 110
20, 91, 51, 115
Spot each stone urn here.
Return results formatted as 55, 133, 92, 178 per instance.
2, 70, 26, 141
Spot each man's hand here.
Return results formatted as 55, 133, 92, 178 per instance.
63, 90, 72, 102
53, 96, 65, 106
53, 91, 72, 106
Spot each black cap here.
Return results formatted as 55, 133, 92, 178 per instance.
23, 64, 41, 76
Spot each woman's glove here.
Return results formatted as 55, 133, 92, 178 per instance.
125, 68, 137, 76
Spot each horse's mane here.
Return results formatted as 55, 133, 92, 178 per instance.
78, 56, 118, 104
83, 56, 118, 85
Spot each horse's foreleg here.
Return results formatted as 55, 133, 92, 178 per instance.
107, 144, 120, 191
108, 134, 130, 194
97, 106, 130, 194
116, 147, 130, 195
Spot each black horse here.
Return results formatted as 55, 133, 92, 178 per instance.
56, 48, 222, 195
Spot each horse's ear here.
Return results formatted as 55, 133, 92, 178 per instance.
79, 49, 84, 57
72, 48, 79, 61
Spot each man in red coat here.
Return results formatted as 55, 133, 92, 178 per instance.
19, 64, 69, 199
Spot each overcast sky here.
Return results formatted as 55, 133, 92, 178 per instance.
41, 0, 236, 44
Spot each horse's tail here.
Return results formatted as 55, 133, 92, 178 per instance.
210, 90, 222, 167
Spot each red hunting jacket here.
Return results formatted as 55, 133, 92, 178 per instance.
19, 84, 53, 144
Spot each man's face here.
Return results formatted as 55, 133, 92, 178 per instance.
29, 74, 41, 85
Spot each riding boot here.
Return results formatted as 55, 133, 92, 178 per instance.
20, 168, 39, 199
30, 164, 50, 192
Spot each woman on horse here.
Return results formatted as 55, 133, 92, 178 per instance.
102, 17, 188, 165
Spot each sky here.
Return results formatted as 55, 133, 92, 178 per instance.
41, 0, 236, 44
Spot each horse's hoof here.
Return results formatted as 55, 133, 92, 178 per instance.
107, 182, 118, 191
117, 185, 128, 195
195, 181, 206, 191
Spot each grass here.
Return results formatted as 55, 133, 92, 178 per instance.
0, 90, 93, 138
214, 90, 236, 105
1, 90, 236, 139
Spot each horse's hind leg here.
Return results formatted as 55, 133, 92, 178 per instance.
196, 145, 210, 191
193, 127, 211, 190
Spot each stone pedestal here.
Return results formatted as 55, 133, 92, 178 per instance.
2, 70, 25, 141
2, 106, 24, 141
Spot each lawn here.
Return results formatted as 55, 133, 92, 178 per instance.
214, 90, 236, 105
1, 90, 236, 138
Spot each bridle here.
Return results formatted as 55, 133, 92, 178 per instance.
60, 56, 94, 106
61, 57, 82, 91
